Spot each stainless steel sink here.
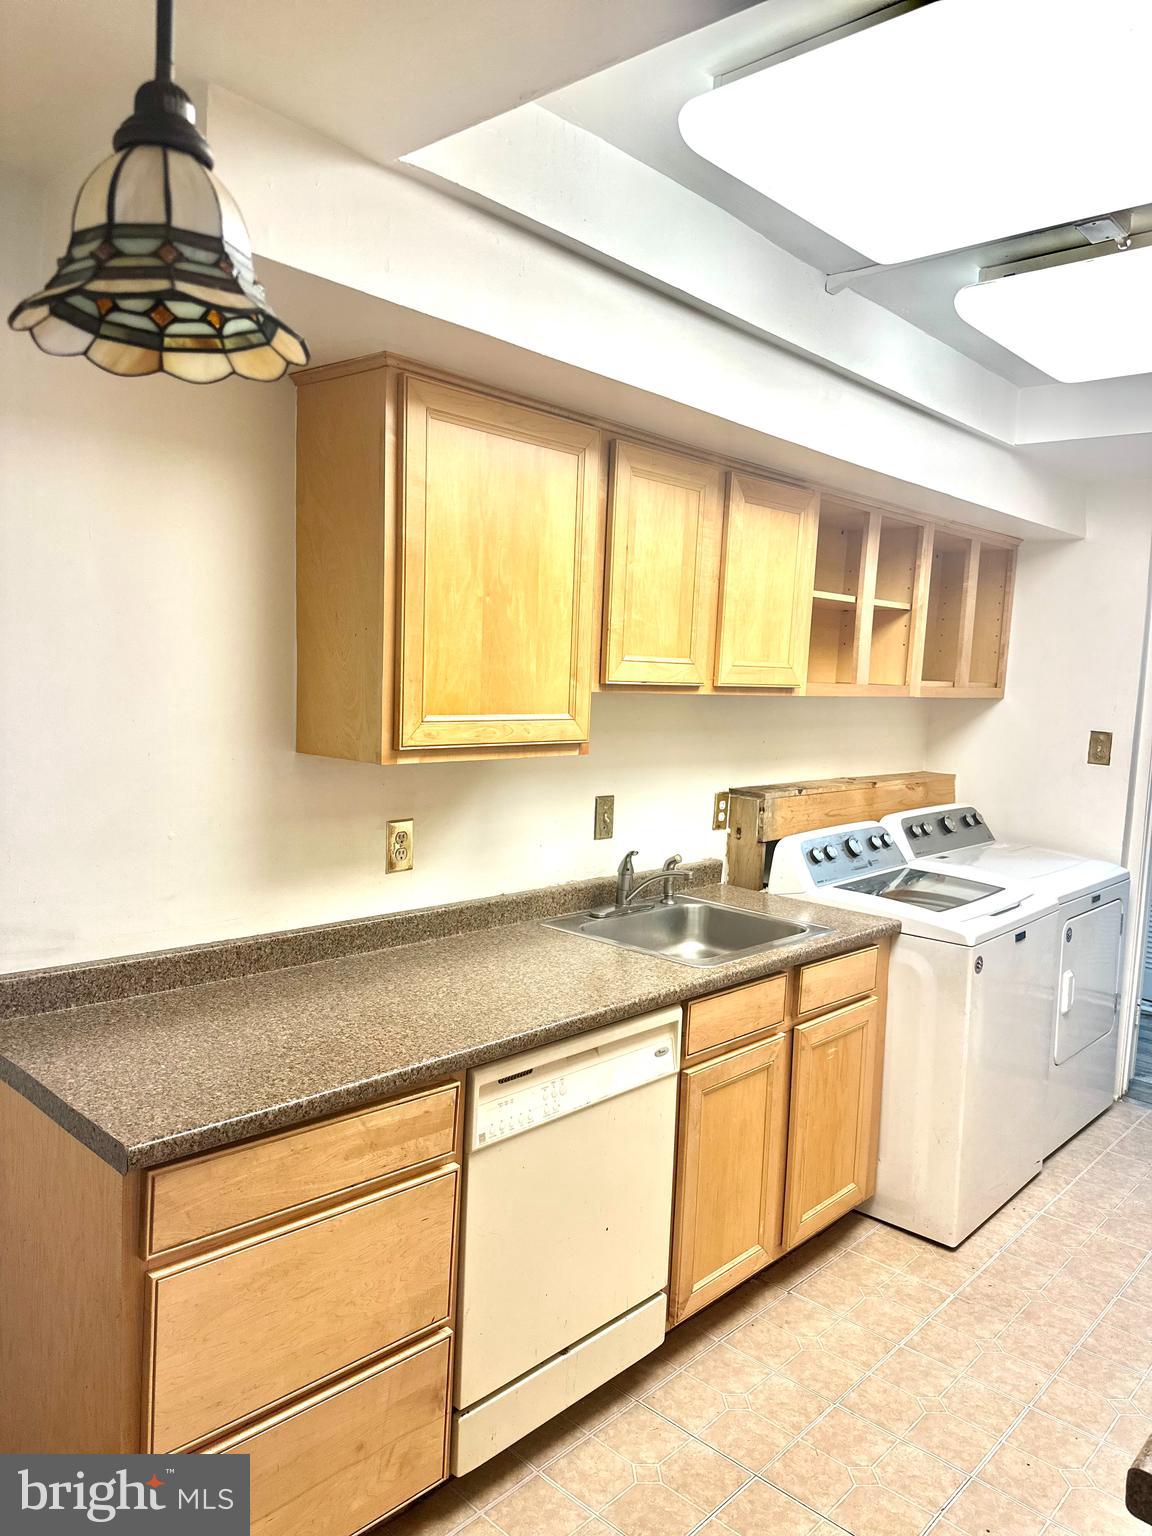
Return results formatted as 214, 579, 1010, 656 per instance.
544, 895, 831, 968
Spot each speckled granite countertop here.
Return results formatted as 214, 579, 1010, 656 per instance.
0, 883, 897, 1173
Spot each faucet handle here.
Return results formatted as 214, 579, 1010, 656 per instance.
619, 849, 639, 875
662, 854, 683, 870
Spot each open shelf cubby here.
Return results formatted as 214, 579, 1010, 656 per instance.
969, 543, 1012, 688
813, 504, 867, 599
921, 531, 970, 686
866, 517, 921, 688
808, 504, 867, 687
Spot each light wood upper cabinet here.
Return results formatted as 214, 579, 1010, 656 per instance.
603, 442, 723, 686
670, 1031, 790, 1325
715, 474, 819, 689
294, 353, 1019, 756
399, 377, 602, 749
783, 998, 882, 1250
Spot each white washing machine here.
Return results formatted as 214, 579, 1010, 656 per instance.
770, 822, 1059, 1247
881, 804, 1129, 1156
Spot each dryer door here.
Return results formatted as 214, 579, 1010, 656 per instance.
1055, 901, 1123, 1065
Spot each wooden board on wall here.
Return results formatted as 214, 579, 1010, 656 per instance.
725, 772, 956, 889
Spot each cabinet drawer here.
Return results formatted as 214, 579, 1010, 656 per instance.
685, 974, 787, 1058
796, 947, 878, 1018
210, 1331, 451, 1536
145, 1084, 457, 1257
147, 1166, 457, 1452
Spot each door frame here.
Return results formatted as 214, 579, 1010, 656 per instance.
1116, 551, 1152, 1095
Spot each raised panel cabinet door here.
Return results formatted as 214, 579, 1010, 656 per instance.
670, 1032, 790, 1326
603, 441, 723, 686
399, 377, 602, 749
715, 474, 819, 689
783, 999, 881, 1250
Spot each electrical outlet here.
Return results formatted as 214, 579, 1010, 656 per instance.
594, 795, 614, 840
713, 792, 730, 831
1087, 730, 1113, 766
386, 819, 414, 872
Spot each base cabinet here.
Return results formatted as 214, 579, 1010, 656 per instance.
669, 1032, 790, 1326
669, 944, 888, 1327
783, 998, 883, 1250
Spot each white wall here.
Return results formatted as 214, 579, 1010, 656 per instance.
924, 480, 1152, 863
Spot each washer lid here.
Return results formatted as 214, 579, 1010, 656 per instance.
839, 866, 1004, 913
928, 843, 1078, 881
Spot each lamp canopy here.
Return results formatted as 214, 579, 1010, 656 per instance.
7, 0, 308, 383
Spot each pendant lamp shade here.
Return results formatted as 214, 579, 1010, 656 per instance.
7, 0, 308, 382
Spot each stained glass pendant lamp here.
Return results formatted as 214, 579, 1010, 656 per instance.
7, 0, 308, 382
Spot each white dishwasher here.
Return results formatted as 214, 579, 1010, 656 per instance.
452, 1007, 680, 1475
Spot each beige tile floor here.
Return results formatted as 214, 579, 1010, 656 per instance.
392, 1097, 1152, 1536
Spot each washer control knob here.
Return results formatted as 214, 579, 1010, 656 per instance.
962, 812, 976, 827
942, 815, 958, 833
868, 833, 884, 850
881, 831, 894, 847
823, 844, 839, 860
972, 811, 983, 824
846, 836, 863, 856
909, 823, 922, 837
919, 821, 933, 836
809, 847, 825, 864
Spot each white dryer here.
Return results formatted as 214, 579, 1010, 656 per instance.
770, 822, 1058, 1247
881, 805, 1129, 1155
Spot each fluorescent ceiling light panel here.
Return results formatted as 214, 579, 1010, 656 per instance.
955, 245, 1152, 382
678, 0, 1152, 265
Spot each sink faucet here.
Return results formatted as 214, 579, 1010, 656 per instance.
590, 852, 688, 918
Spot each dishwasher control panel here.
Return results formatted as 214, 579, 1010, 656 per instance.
470, 1014, 679, 1150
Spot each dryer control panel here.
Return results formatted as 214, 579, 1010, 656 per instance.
800, 824, 905, 886
899, 805, 995, 856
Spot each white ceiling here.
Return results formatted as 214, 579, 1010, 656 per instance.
0, 0, 758, 177
543, 0, 1131, 388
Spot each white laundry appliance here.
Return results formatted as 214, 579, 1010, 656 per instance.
769, 822, 1059, 1247
881, 804, 1129, 1155
452, 1009, 679, 1475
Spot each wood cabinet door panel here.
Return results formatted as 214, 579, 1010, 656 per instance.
715, 474, 818, 689
400, 377, 601, 748
604, 441, 723, 686
147, 1167, 457, 1452
784, 1000, 880, 1250
670, 1033, 790, 1325
211, 1331, 451, 1536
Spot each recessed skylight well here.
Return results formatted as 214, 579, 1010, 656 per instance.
678, 0, 1152, 267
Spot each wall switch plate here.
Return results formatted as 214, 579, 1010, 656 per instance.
713, 792, 730, 831
594, 795, 614, 840
386, 819, 414, 872
1087, 730, 1113, 766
